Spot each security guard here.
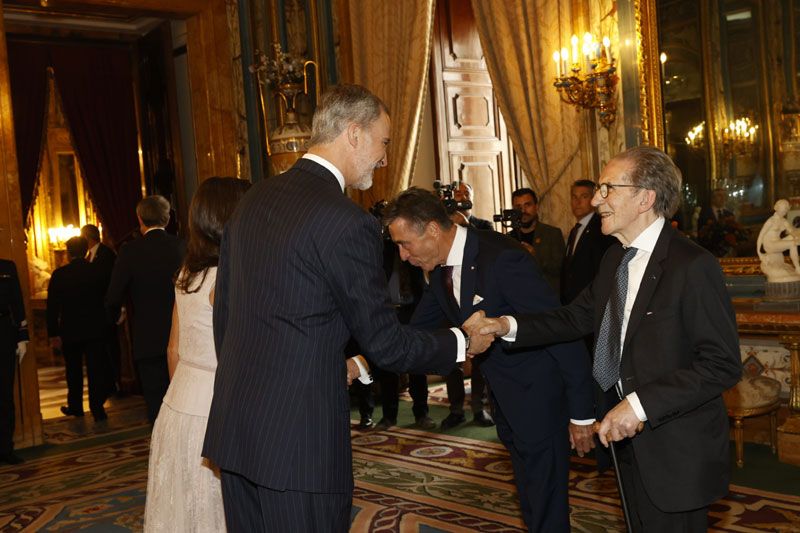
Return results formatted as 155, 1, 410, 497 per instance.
0, 259, 28, 465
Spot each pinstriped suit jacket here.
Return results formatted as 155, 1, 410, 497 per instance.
202, 158, 457, 493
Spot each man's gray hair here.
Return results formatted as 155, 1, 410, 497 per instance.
136, 195, 171, 227
614, 146, 682, 218
310, 84, 389, 145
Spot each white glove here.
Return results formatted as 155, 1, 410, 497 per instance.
16, 341, 27, 364
116, 306, 127, 326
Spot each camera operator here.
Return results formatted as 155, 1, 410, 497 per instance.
507, 188, 565, 292
451, 183, 494, 230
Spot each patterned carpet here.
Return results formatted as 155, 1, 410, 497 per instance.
3, 403, 800, 532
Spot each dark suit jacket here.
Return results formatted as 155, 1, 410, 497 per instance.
0, 259, 28, 348
512, 222, 741, 511
105, 229, 184, 360
47, 258, 107, 342
411, 228, 593, 442
560, 213, 616, 304
510, 221, 565, 291
203, 158, 457, 493
91, 243, 116, 284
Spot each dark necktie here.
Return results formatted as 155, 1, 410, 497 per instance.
566, 222, 581, 258
593, 246, 638, 392
441, 265, 459, 312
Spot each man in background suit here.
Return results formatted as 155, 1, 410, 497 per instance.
81, 224, 120, 395
0, 259, 28, 465
47, 237, 109, 421
467, 146, 742, 532
561, 179, 617, 304
385, 187, 593, 532
698, 187, 735, 228
508, 187, 565, 291
105, 195, 184, 423
203, 85, 478, 532
81, 224, 116, 279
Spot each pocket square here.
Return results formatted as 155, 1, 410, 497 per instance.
473, 294, 484, 305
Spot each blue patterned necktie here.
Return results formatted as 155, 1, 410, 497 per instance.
594, 246, 638, 392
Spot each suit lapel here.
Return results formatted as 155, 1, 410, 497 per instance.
621, 224, 672, 355
459, 229, 479, 322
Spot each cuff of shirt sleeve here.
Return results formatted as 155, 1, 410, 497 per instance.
626, 392, 647, 422
570, 418, 595, 425
352, 355, 373, 384
451, 327, 466, 362
501, 315, 517, 342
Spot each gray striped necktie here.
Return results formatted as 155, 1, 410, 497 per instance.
594, 246, 638, 392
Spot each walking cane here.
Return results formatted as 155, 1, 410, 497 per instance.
608, 440, 634, 533
595, 421, 641, 533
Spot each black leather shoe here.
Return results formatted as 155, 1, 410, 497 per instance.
473, 410, 495, 427
93, 410, 108, 422
0, 452, 24, 465
414, 416, 436, 430
374, 418, 396, 430
358, 417, 375, 430
60, 406, 84, 417
440, 413, 466, 430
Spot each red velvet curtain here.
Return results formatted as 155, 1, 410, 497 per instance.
50, 44, 142, 245
7, 41, 49, 222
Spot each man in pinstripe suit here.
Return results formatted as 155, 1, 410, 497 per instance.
203, 85, 482, 532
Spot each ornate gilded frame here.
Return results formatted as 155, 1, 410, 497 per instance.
634, 0, 665, 149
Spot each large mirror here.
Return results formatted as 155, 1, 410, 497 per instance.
653, 0, 800, 258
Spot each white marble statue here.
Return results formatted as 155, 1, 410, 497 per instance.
757, 199, 800, 282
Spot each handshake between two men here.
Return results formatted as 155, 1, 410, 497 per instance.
461, 310, 644, 452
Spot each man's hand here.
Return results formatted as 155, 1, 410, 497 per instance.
466, 333, 494, 356
346, 358, 360, 386
50, 336, 62, 352
16, 341, 27, 364
463, 310, 510, 338
569, 422, 596, 457
595, 399, 646, 447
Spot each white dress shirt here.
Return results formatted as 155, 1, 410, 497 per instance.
571, 212, 594, 255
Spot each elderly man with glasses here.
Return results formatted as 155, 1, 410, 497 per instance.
465, 146, 742, 533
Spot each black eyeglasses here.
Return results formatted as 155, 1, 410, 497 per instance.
597, 182, 642, 198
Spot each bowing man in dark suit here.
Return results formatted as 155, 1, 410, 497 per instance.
202, 85, 475, 533
105, 196, 184, 423
384, 188, 594, 532
466, 146, 742, 532
561, 180, 616, 305
47, 237, 110, 421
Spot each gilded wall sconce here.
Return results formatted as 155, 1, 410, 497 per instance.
553, 33, 619, 128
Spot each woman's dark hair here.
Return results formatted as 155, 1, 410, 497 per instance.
176, 177, 251, 293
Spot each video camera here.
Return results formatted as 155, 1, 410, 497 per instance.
493, 208, 522, 230
433, 180, 472, 214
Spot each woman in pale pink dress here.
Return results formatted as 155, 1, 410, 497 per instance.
144, 177, 250, 532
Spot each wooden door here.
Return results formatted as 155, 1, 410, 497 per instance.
430, 0, 516, 226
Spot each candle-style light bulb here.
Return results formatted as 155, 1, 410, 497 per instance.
571, 34, 579, 65
602, 36, 611, 61
553, 50, 561, 77
660, 52, 667, 64
561, 47, 569, 73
